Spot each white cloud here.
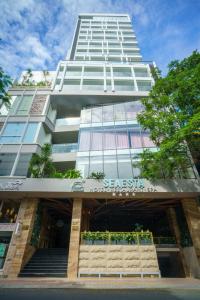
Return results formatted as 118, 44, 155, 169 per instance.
0, 0, 199, 78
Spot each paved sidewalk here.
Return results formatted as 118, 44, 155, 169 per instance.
0, 278, 199, 289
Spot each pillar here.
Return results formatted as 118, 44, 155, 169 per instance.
181, 198, 200, 262
67, 198, 82, 280
167, 207, 189, 276
4, 198, 38, 278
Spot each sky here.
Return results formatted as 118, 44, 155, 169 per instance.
0, 0, 200, 79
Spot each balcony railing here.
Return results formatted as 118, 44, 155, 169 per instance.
52, 143, 78, 153
56, 117, 80, 127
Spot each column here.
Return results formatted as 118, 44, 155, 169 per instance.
181, 198, 200, 262
67, 198, 82, 280
167, 207, 189, 276
4, 198, 38, 278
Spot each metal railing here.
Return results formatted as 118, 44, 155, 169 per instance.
52, 143, 78, 153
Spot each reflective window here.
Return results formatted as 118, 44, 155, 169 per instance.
118, 154, 133, 178
0, 122, 38, 144
81, 109, 91, 124
125, 101, 143, 120
76, 156, 89, 178
14, 153, 32, 176
116, 129, 129, 149
114, 103, 126, 121
103, 105, 114, 122
104, 155, 118, 178
0, 153, 16, 176
23, 123, 38, 143
0, 96, 18, 116
141, 131, 155, 147
79, 130, 91, 151
0, 123, 26, 143
130, 129, 142, 148
92, 107, 102, 123
91, 130, 103, 151
16, 95, 33, 115
89, 155, 103, 174
104, 129, 116, 149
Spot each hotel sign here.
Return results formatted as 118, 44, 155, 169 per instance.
103, 179, 145, 189
90, 178, 157, 193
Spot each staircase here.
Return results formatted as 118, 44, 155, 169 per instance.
19, 248, 68, 277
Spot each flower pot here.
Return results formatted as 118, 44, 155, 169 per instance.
83, 239, 93, 245
94, 240, 105, 245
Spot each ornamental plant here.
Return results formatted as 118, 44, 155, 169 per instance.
137, 51, 200, 179
88, 172, 105, 180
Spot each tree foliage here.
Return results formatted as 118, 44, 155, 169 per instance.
29, 144, 55, 178
137, 51, 200, 179
29, 143, 82, 179
0, 67, 12, 108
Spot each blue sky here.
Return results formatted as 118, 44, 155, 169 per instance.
0, 0, 200, 79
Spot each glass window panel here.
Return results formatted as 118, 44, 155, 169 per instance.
117, 154, 133, 178
113, 67, 132, 77
116, 130, 129, 149
114, 80, 135, 91
92, 107, 102, 123
102, 105, 114, 122
134, 68, 148, 77
81, 109, 91, 124
9, 96, 21, 115
104, 129, 116, 149
130, 130, 142, 148
91, 130, 103, 150
0, 153, 16, 176
76, 157, 89, 178
142, 131, 155, 147
0, 123, 26, 143
23, 123, 38, 143
137, 80, 152, 91
79, 130, 91, 151
16, 95, 33, 115
3, 123, 25, 136
14, 153, 32, 176
114, 103, 126, 121
0, 96, 17, 116
89, 155, 103, 174
104, 155, 118, 178
125, 101, 143, 120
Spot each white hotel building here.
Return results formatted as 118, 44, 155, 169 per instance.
0, 14, 200, 280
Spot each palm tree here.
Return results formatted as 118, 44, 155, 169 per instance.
42, 70, 49, 85
29, 144, 55, 178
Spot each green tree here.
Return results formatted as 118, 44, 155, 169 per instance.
0, 67, 12, 108
29, 144, 55, 178
137, 51, 200, 179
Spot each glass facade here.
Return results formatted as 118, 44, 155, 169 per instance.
77, 101, 156, 178
0, 122, 38, 144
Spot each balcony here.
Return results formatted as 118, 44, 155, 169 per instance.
52, 143, 78, 153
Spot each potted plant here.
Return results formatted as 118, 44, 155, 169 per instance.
139, 231, 152, 245
82, 231, 93, 245
88, 172, 105, 180
125, 232, 138, 245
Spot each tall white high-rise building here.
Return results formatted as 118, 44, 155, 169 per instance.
0, 14, 199, 280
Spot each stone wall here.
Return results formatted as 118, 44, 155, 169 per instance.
79, 245, 160, 277
3, 199, 38, 278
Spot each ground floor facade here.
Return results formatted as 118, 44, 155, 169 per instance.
0, 178, 200, 280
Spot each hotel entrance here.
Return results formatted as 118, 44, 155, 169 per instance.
80, 198, 186, 278
19, 199, 72, 277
